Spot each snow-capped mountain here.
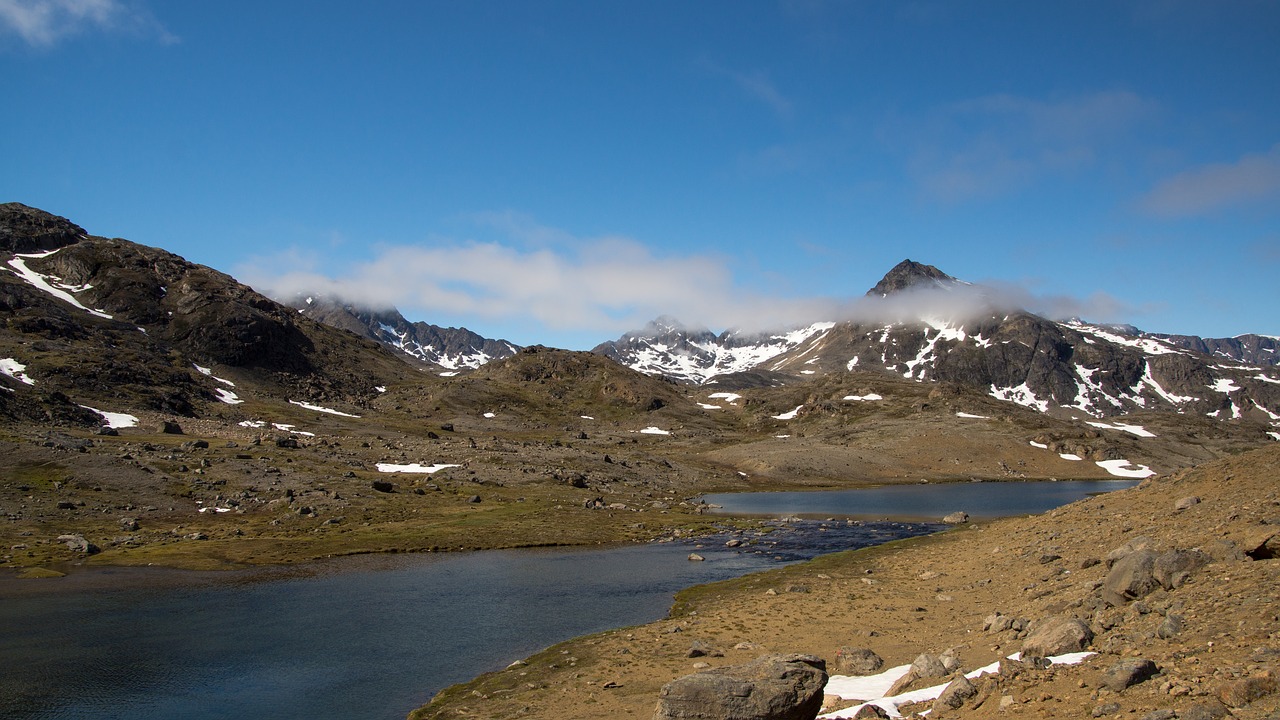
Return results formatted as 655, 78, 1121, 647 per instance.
599, 260, 1280, 425
286, 294, 519, 371
591, 316, 836, 385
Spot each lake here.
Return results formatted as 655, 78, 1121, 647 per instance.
700, 479, 1141, 520
0, 521, 938, 720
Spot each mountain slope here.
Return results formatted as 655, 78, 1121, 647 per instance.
1, 203, 412, 421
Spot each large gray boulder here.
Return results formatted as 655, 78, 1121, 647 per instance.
1102, 549, 1159, 605
1020, 615, 1093, 658
653, 654, 828, 720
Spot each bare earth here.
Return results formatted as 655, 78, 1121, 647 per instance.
414, 443, 1280, 719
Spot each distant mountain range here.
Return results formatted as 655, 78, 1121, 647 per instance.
592, 260, 1280, 422
3, 203, 1277, 432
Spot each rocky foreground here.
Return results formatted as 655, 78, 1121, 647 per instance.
414, 443, 1280, 719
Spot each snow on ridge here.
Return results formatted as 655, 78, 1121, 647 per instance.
1210, 378, 1240, 393
844, 393, 882, 401
1063, 320, 1180, 356
377, 463, 460, 474
1087, 421, 1156, 438
772, 405, 803, 420
80, 406, 138, 428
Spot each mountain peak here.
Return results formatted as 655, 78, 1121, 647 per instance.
866, 259, 959, 297
1, 202, 87, 254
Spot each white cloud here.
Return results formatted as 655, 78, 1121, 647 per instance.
0, 0, 174, 46
905, 91, 1154, 203
1139, 144, 1280, 218
238, 217, 1142, 344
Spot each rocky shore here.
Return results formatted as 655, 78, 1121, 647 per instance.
413, 443, 1280, 719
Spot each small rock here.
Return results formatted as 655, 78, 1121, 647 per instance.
942, 511, 969, 524
467, 495, 481, 504
688, 553, 705, 562
371, 481, 395, 493
1139, 711, 1177, 720
1102, 549, 1159, 605
1156, 614, 1184, 639
1100, 658, 1159, 692
1091, 702, 1121, 717
911, 653, 949, 679
1152, 548, 1209, 590
852, 705, 891, 719
1217, 670, 1277, 707
1178, 701, 1228, 720
56, 534, 99, 554
159, 420, 183, 434
1174, 496, 1201, 511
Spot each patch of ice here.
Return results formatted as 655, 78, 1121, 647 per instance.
439, 371, 459, 377
375, 386, 387, 393
214, 388, 243, 405
6, 250, 114, 319
774, 435, 790, 439
376, 463, 461, 474
1060, 453, 1082, 461
238, 420, 266, 428
843, 393, 882, 402
956, 412, 989, 419
198, 506, 233, 513
483, 412, 496, 418
638, 427, 671, 435
1029, 441, 1048, 449
80, 406, 139, 428
1096, 459, 1155, 478
697, 403, 722, 410
772, 405, 803, 420
800, 370, 816, 375
0, 358, 35, 385
580, 416, 595, 420
289, 400, 360, 418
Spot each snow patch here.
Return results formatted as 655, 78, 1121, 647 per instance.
955, 412, 989, 419
638, 427, 671, 435
1096, 459, 1155, 478
772, 405, 803, 420
80, 406, 139, 429
376, 463, 461, 474
708, 392, 742, 404
697, 403, 722, 410
289, 400, 360, 418
0, 358, 35, 386
1060, 453, 1083, 461
1087, 421, 1156, 438
843, 393, 882, 402
6, 250, 114, 319
214, 388, 243, 405
989, 383, 1049, 413
1029, 441, 1048, 449
822, 652, 1094, 718
1210, 378, 1240, 393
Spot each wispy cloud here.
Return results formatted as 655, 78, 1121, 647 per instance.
0, 0, 174, 47
1138, 144, 1280, 218
904, 91, 1155, 203
238, 220, 837, 340
239, 217, 1142, 344
702, 59, 794, 120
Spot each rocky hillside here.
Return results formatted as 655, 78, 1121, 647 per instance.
284, 293, 519, 371
597, 261, 1280, 432
0, 203, 413, 422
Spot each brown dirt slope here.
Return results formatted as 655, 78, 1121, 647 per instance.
414, 443, 1280, 719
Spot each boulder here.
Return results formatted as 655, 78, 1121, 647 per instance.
653, 654, 827, 720
56, 534, 99, 554
1100, 658, 1159, 692
834, 647, 884, 676
1102, 549, 1159, 605
942, 512, 969, 524
1105, 536, 1154, 566
911, 653, 949, 679
1152, 549, 1208, 590
1020, 615, 1093, 658
931, 673, 977, 712
1174, 496, 1201, 511
1217, 670, 1277, 707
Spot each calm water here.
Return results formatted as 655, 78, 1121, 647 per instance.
700, 479, 1140, 520
0, 480, 1133, 720
0, 521, 938, 720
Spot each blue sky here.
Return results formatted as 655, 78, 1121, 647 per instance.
2, 1, 1277, 349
